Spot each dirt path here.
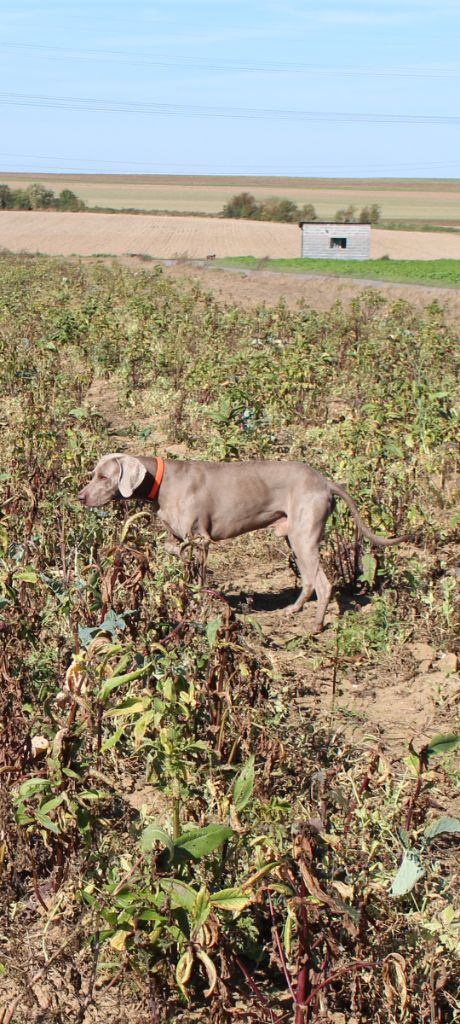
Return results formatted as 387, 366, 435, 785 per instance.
158, 261, 460, 320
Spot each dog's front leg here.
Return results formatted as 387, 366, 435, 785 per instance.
164, 540, 182, 558
176, 534, 211, 585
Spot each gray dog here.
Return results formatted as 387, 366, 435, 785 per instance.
78, 453, 406, 632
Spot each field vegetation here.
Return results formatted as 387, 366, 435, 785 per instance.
217, 256, 460, 288
0, 183, 85, 212
1, 253, 459, 1023
1, 174, 459, 224
221, 193, 381, 225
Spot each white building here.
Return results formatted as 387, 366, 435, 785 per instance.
299, 222, 371, 260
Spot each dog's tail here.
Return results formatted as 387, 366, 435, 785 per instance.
330, 481, 411, 547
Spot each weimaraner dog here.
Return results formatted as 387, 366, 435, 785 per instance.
78, 453, 406, 632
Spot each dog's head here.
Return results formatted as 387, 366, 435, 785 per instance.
77, 453, 147, 507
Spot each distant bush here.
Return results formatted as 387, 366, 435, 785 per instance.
259, 197, 299, 222
0, 183, 86, 211
0, 185, 12, 209
221, 192, 260, 219
334, 204, 357, 223
221, 192, 318, 223
58, 189, 86, 211
359, 203, 381, 225
334, 203, 381, 225
9, 188, 33, 210
26, 183, 56, 209
298, 203, 319, 222
222, 192, 381, 226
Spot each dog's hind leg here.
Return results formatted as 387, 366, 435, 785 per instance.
284, 495, 332, 631
312, 564, 333, 632
284, 533, 318, 617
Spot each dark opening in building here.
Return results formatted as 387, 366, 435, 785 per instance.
330, 237, 347, 249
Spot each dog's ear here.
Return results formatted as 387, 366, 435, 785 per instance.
116, 455, 147, 497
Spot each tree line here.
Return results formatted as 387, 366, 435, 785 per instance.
0, 183, 86, 211
221, 192, 381, 225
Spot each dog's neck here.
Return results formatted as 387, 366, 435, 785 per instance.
133, 456, 165, 502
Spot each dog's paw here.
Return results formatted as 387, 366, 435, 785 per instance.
309, 622, 324, 635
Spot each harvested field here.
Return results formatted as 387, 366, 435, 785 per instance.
2, 210, 460, 259
1, 172, 459, 221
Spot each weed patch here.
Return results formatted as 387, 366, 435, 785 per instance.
0, 254, 459, 1022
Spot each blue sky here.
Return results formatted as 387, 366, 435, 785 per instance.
1, 0, 459, 176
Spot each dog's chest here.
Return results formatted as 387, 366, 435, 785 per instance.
157, 505, 190, 539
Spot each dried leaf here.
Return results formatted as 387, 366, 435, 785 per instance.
196, 948, 217, 998
30, 735, 49, 758
109, 928, 131, 951
64, 655, 88, 696
176, 948, 194, 1001
331, 881, 354, 900
383, 953, 408, 1013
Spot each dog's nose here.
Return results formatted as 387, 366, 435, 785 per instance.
77, 491, 87, 505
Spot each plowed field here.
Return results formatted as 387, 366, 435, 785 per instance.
1, 211, 460, 259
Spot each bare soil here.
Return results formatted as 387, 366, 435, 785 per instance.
2, 210, 460, 259
160, 260, 460, 320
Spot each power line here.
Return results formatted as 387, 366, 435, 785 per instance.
0, 150, 459, 175
1, 41, 460, 79
1, 91, 459, 125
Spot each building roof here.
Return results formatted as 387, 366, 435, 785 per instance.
299, 221, 371, 227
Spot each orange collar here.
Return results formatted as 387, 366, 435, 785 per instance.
146, 456, 165, 501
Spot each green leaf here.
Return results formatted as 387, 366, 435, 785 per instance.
141, 824, 174, 861
15, 569, 39, 584
424, 816, 460, 841
397, 827, 410, 850
18, 778, 50, 799
40, 793, 66, 814
106, 697, 148, 717
35, 811, 61, 835
210, 887, 250, 912
359, 553, 377, 586
192, 887, 211, 933
174, 824, 233, 860
206, 617, 222, 647
62, 767, 81, 780
133, 710, 156, 746
98, 663, 152, 702
137, 910, 164, 922
101, 725, 125, 752
79, 609, 130, 649
68, 406, 90, 419
426, 733, 460, 757
389, 849, 425, 898
232, 755, 255, 812
284, 635, 304, 651
161, 878, 196, 912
